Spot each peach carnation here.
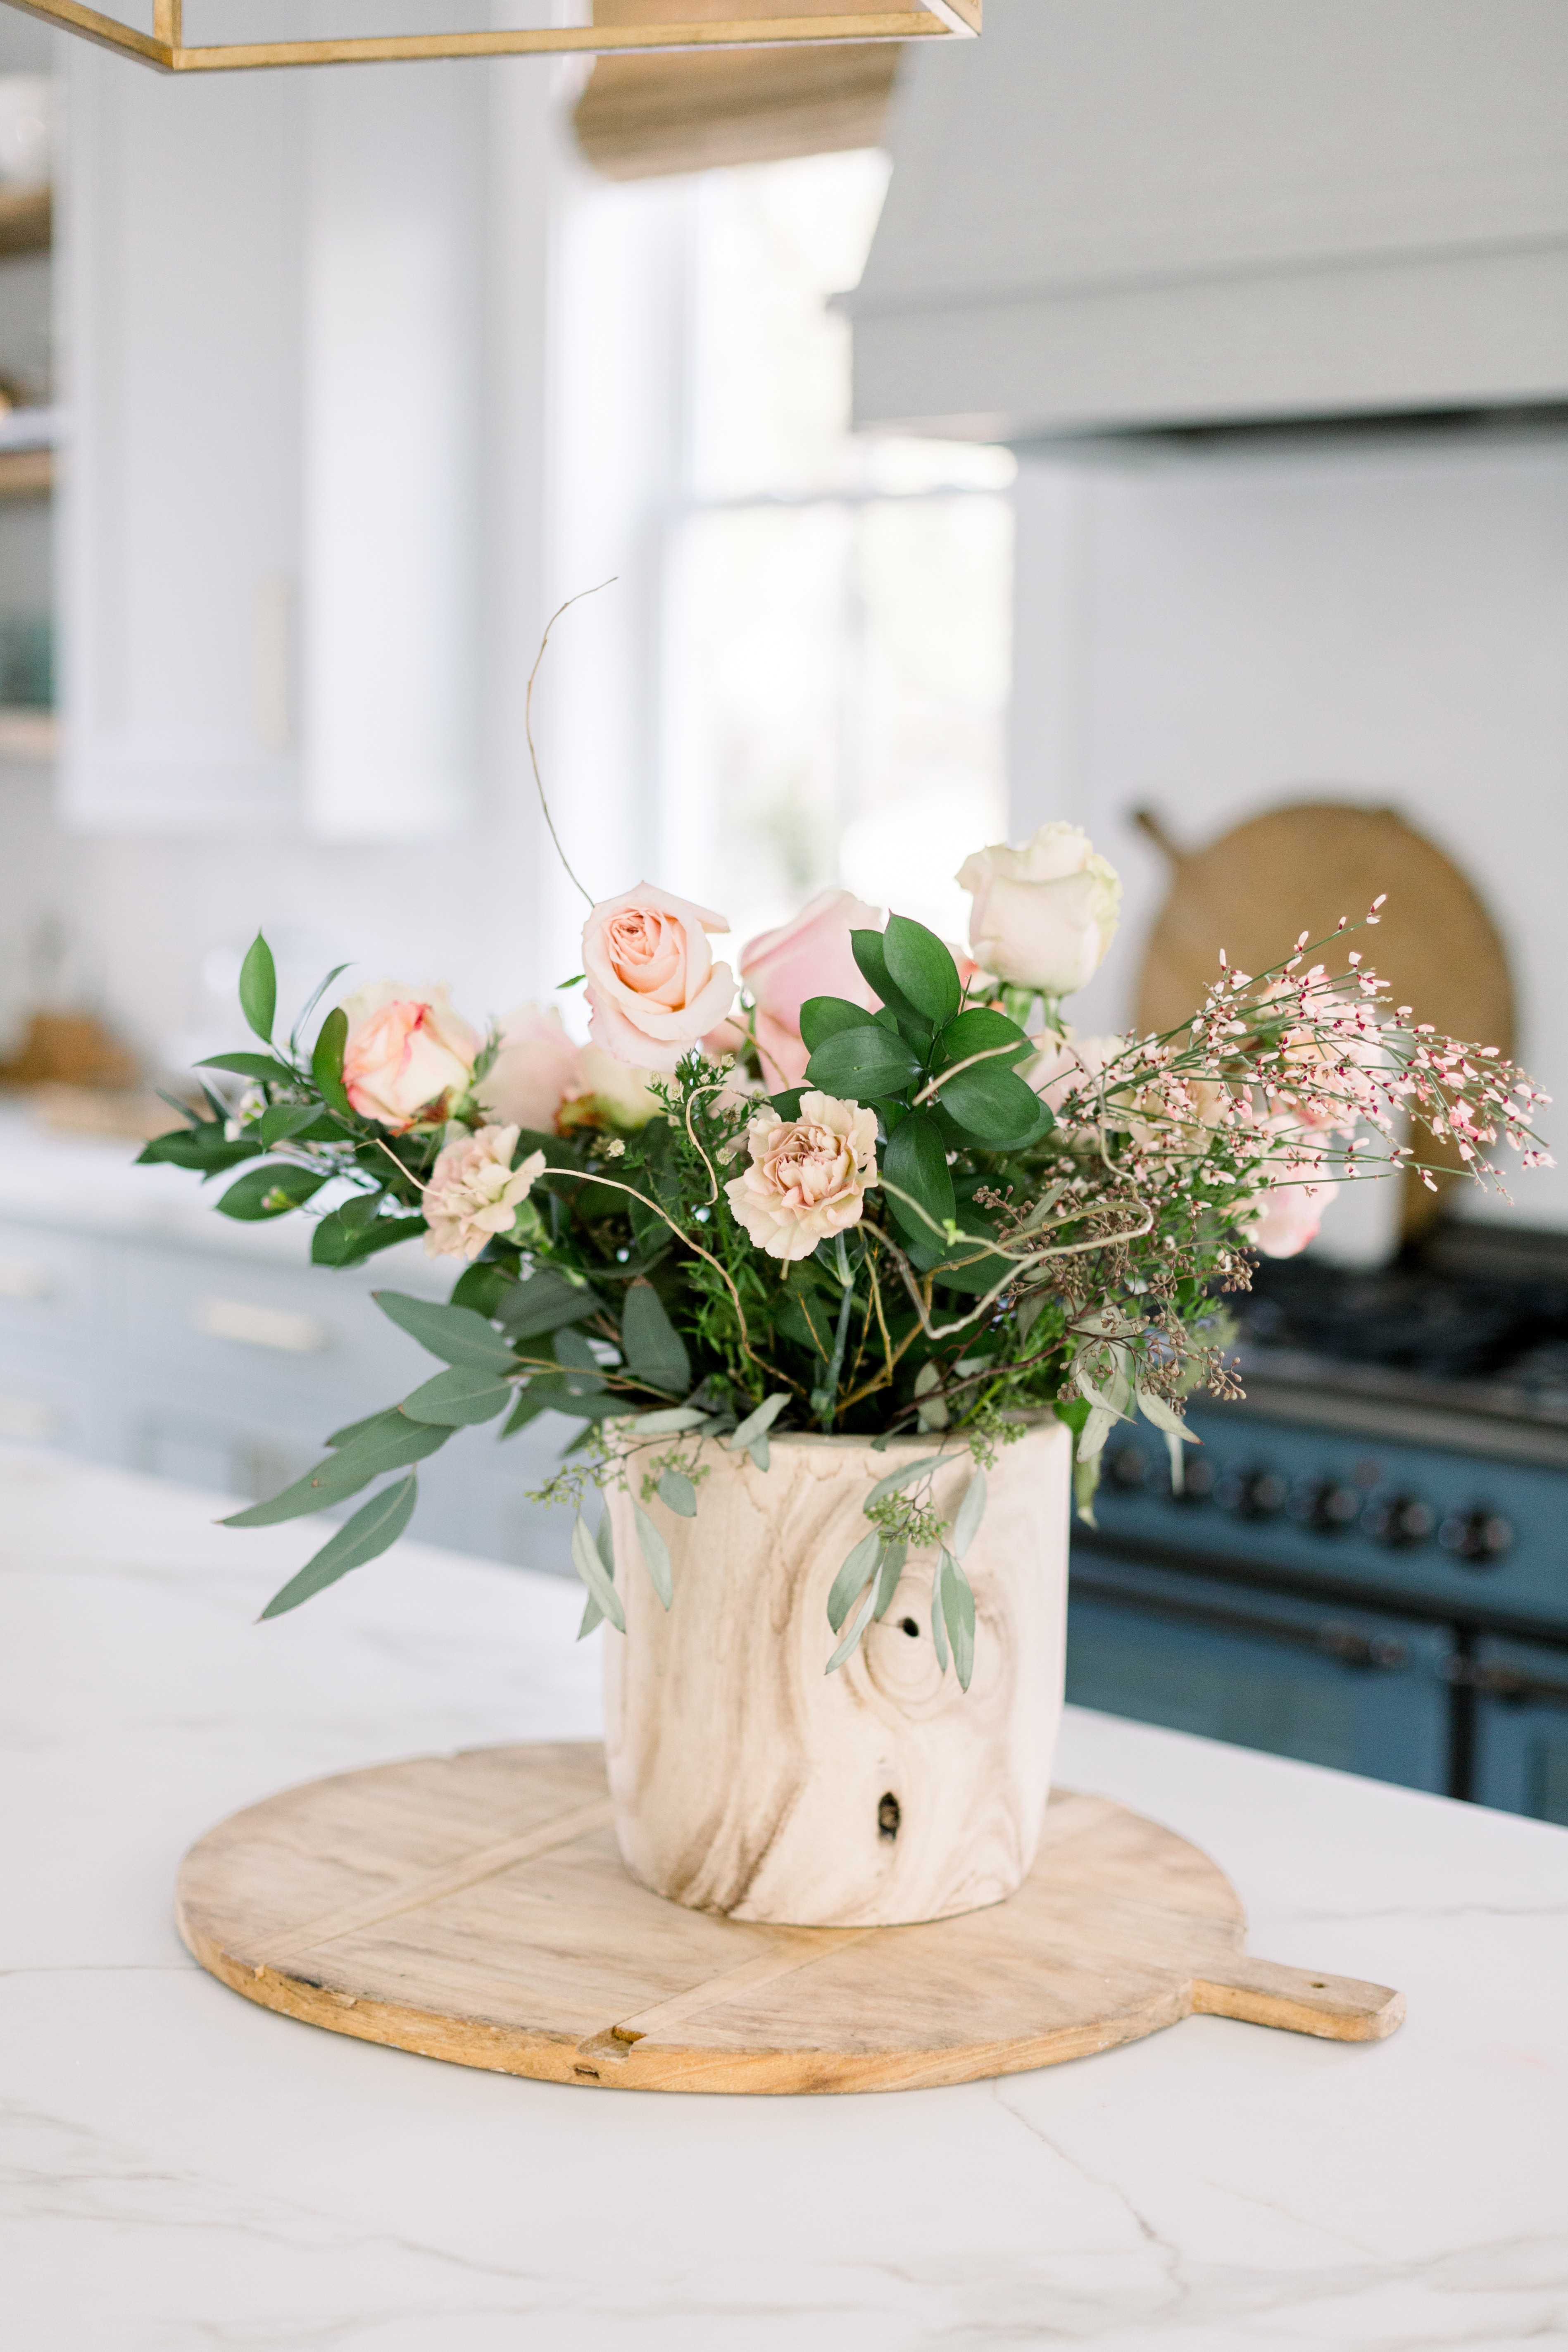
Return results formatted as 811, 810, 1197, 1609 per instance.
724, 1091, 878, 1263
423, 1125, 546, 1261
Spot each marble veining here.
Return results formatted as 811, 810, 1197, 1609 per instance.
2, 1445, 1566, 2350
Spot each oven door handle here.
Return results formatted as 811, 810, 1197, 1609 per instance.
1439, 1657, 1568, 1711
1070, 1566, 1410, 1671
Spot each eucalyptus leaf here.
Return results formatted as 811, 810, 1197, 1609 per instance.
374, 1290, 517, 1371
400, 1364, 514, 1426
621, 1280, 690, 1395
496, 1267, 604, 1340
595, 1508, 616, 1577
948, 1469, 987, 1561
632, 1498, 673, 1608
872, 1538, 907, 1619
571, 1511, 624, 1635
940, 1547, 976, 1691
259, 1472, 418, 1620
551, 1326, 608, 1391
657, 1469, 697, 1518
863, 1453, 945, 1510
825, 1573, 880, 1675
931, 1552, 951, 1673
627, 1405, 708, 1435
728, 1393, 789, 1452
826, 1530, 880, 1633
238, 932, 277, 1044
224, 1415, 451, 1526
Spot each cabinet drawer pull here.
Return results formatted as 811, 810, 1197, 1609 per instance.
0, 1393, 64, 1440
193, 1297, 330, 1354
0, 1257, 54, 1300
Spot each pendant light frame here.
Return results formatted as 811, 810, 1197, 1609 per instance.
2, 0, 977, 76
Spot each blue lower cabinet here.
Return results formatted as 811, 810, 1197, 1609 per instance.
1066, 1550, 1453, 1792
1470, 1635, 1568, 1826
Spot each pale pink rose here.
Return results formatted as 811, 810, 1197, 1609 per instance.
723, 1090, 879, 1262
476, 1003, 583, 1133
423, 1124, 547, 1261
1247, 1151, 1338, 1259
340, 982, 479, 1128
957, 822, 1122, 997
583, 883, 737, 1075
737, 889, 882, 1089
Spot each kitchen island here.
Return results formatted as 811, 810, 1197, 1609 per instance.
3, 1447, 1565, 2350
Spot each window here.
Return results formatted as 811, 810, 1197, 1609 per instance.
658, 149, 1014, 952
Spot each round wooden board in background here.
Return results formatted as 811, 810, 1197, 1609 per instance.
177, 1741, 1403, 2095
1134, 802, 1514, 1236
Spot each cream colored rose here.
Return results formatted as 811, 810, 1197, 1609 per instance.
423, 1124, 546, 1261
723, 1090, 878, 1262
956, 822, 1122, 997
583, 883, 737, 1075
340, 982, 480, 1128
477, 1003, 583, 1132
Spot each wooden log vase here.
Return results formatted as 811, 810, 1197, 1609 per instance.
602, 1420, 1072, 1928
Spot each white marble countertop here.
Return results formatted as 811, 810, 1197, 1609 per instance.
4, 1446, 1566, 2351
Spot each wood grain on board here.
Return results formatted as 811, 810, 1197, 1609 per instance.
177, 1740, 1404, 2095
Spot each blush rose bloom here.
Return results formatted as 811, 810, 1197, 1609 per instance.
340, 982, 479, 1128
423, 1125, 546, 1261
957, 822, 1122, 997
583, 883, 736, 1074
729, 888, 882, 1089
477, 1004, 583, 1131
724, 1091, 879, 1262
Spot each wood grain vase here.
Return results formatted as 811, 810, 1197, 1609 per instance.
602, 1421, 1071, 1928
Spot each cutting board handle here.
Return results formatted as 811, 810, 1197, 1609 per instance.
1190, 1954, 1405, 2041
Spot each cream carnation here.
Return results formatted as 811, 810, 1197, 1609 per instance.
583, 883, 737, 1074
723, 1091, 878, 1262
423, 1125, 546, 1261
957, 822, 1121, 997
340, 982, 479, 1128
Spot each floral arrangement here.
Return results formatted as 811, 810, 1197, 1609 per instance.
141, 822, 1547, 1680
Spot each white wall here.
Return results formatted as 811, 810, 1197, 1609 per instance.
1009, 429, 1568, 1227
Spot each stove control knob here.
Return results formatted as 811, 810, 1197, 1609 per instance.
1440, 1506, 1515, 1568
1169, 1455, 1216, 1505
1288, 1477, 1363, 1536
1215, 1465, 1288, 1519
1362, 1492, 1437, 1549
1104, 1441, 1147, 1493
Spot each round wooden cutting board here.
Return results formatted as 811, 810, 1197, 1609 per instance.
176, 1741, 1402, 2094
1133, 801, 1514, 1235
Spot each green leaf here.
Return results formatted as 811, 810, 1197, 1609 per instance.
216, 1164, 328, 1221
515, 1382, 626, 1421
621, 1279, 690, 1395
550, 1327, 607, 1392
798, 997, 876, 1052
657, 1469, 697, 1517
311, 1005, 354, 1118
495, 1268, 603, 1340
827, 1530, 880, 1633
882, 1111, 956, 1247
849, 928, 920, 1024
804, 1024, 922, 1102
259, 1472, 418, 1620
196, 1050, 298, 1085
571, 1511, 624, 1635
931, 1552, 951, 1672
288, 962, 352, 1058
934, 1063, 1050, 1151
400, 1364, 514, 1426
864, 1452, 945, 1510
949, 1468, 987, 1559
632, 1498, 673, 1608
499, 1393, 550, 1439
449, 1261, 511, 1316
934, 1006, 1033, 1073
768, 1087, 805, 1122
872, 1538, 907, 1619
253, 1103, 328, 1149
312, 1210, 427, 1269
728, 1392, 788, 1464
940, 1547, 976, 1690
882, 914, 961, 1028
326, 1407, 397, 1449
373, 1289, 516, 1371
628, 1405, 709, 1435
239, 932, 277, 1044
223, 1415, 450, 1526
137, 1125, 261, 1177
825, 1570, 881, 1674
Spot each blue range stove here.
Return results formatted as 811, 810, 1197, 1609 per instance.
1068, 1222, 1568, 1825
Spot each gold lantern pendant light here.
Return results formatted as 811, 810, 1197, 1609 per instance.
1, 0, 978, 78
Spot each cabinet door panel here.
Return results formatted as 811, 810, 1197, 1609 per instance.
1471, 1635, 1568, 1826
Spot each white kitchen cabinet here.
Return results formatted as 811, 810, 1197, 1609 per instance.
59, 43, 486, 840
